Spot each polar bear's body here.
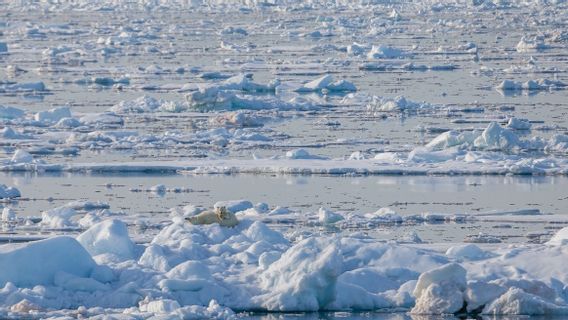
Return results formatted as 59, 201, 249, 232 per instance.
188, 210, 219, 225
186, 206, 239, 227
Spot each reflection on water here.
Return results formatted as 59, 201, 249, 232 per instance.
1, 173, 566, 243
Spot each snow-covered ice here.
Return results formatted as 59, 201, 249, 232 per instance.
1, 0, 568, 318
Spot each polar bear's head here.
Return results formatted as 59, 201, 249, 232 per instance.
215, 206, 229, 220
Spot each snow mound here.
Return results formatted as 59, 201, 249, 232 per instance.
474, 122, 521, 150
255, 237, 342, 311
412, 263, 467, 314
445, 244, 489, 260
318, 207, 344, 224
0, 236, 96, 287
77, 219, 136, 261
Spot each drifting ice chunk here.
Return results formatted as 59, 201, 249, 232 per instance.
516, 36, 547, 53
474, 122, 520, 150
150, 184, 166, 195
285, 148, 328, 160
497, 79, 566, 91
370, 207, 403, 223
347, 42, 369, 56
0, 82, 46, 92
210, 111, 265, 127
0, 184, 21, 199
496, 80, 522, 91
295, 75, 356, 93
318, 207, 344, 224
507, 118, 532, 130
111, 95, 162, 113
34, 107, 72, 124
370, 96, 435, 112
41, 206, 77, 229
55, 117, 81, 128
425, 130, 479, 150
1, 207, 16, 221
367, 45, 406, 59
0, 105, 25, 119
80, 112, 124, 126
464, 232, 502, 243
220, 74, 279, 92
268, 206, 291, 215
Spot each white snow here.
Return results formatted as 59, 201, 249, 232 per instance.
34, 107, 72, 124
367, 45, 407, 59
0, 236, 96, 287
318, 207, 344, 224
547, 227, 568, 246
1, 0, 568, 318
412, 263, 467, 314
516, 36, 547, 52
0, 216, 567, 316
295, 75, 356, 93
77, 219, 136, 261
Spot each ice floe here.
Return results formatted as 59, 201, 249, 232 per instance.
2, 217, 568, 316
294, 75, 356, 93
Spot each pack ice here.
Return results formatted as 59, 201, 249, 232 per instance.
1, 215, 568, 317
1, 0, 568, 318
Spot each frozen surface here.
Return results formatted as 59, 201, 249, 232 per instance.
0, 0, 568, 318
1, 216, 568, 318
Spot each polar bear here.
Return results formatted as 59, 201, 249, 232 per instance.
186, 206, 239, 227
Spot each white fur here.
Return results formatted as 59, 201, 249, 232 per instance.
186, 207, 239, 227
